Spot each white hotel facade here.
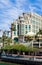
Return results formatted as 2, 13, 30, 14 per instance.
11, 12, 42, 44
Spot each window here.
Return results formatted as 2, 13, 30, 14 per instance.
17, 25, 19, 35
32, 16, 35, 20
29, 25, 31, 29
25, 31, 27, 34
25, 25, 27, 28
14, 25, 16, 31
14, 31, 16, 35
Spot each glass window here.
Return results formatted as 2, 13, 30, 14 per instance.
28, 25, 31, 32
14, 25, 16, 31
14, 31, 16, 35
32, 30, 35, 33
29, 25, 31, 29
25, 31, 27, 34
25, 25, 27, 28
31, 16, 35, 20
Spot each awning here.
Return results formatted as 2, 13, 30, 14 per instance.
25, 32, 35, 36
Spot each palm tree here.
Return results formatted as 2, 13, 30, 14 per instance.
2, 31, 6, 47
11, 23, 14, 31
37, 29, 42, 34
35, 29, 42, 39
35, 29, 42, 48
0, 30, 12, 47
7, 37, 12, 45
10, 23, 16, 44
2, 30, 12, 46
0, 30, 5, 47
10, 23, 14, 38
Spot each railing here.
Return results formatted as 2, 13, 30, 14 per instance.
34, 57, 42, 61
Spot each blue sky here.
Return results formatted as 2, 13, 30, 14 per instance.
0, 0, 42, 32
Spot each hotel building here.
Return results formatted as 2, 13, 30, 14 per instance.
11, 12, 42, 47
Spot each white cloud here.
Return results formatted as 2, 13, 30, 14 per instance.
0, 0, 11, 7
0, 0, 42, 32
0, 0, 26, 32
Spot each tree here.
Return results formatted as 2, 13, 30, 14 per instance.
11, 23, 14, 31
25, 36, 33, 42
35, 29, 42, 40
2, 31, 6, 47
2, 44, 39, 56
37, 29, 42, 34
2, 31, 12, 47
6, 37, 12, 45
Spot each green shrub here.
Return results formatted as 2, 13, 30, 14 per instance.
2, 44, 39, 52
